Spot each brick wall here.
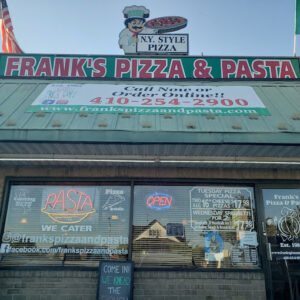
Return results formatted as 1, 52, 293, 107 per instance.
0, 270, 266, 300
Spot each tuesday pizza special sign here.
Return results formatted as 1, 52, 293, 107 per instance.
1, 54, 299, 79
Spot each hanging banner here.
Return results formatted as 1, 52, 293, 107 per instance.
26, 83, 270, 116
0, 54, 299, 79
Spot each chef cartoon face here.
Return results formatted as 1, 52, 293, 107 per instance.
126, 18, 145, 34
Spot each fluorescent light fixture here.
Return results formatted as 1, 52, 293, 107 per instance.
160, 160, 300, 165
0, 158, 155, 163
0, 157, 300, 165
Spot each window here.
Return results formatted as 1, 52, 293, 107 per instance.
262, 189, 300, 260
0, 184, 130, 266
0, 181, 260, 269
132, 185, 259, 269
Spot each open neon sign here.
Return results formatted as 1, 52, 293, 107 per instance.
146, 192, 173, 210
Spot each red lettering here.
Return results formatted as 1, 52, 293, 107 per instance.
52, 190, 65, 211
53, 58, 70, 76
169, 59, 185, 78
80, 195, 93, 211
236, 60, 252, 78
160, 196, 168, 206
252, 60, 266, 78
265, 60, 280, 78
153, 59, 167, 78
66, 189, 77, 212
5, 57, 20, 76
221, 60, 236, 78
280, 61, 296, 78
193, 59, 212, 78
146, 196, 153, 206
43, 193, 56, 209
75, 190, 86, 211
20, 57, 36, 76
43, 189, 94, 212
71, 58, 87, 77
92, 58, 106, 77
35, 57, 52, 76
139, 59, 152, 78
132, 59, 138, 78
146, 195, 172, 208
115, 59, 130, 77
165, 196, 173, 206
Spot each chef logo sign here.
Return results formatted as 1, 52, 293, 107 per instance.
119, 5, 188, 55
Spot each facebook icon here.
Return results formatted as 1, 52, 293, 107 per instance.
42, 99, 55, 105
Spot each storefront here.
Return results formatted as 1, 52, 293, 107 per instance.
0, 53, 300, 299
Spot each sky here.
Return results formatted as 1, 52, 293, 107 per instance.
4, 0, 298, 57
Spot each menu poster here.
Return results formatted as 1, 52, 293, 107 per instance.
190, 187, 254, 232
263, 189, 300, 260
232, 246, 258, 266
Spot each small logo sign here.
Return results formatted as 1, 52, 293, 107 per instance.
56, 99, 69, 104
102, 189, 125, 211
42, 99, 55, 105
146, 192, 173, 210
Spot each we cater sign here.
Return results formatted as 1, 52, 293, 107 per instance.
137, 34, 188, 54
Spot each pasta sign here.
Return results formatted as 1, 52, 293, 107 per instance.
41, 189, 96, 224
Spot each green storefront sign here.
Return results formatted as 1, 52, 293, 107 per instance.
0, 54, 299, 79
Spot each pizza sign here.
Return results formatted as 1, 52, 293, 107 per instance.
119, 6, 188, 55
137, 34, 188, 54
145, 16, 187, 33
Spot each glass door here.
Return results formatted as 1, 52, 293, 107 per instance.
260, 188, 300, 300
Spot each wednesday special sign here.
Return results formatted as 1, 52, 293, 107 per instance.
27, 84, 270, 116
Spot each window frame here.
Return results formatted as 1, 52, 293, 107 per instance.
3, 176, 299, 272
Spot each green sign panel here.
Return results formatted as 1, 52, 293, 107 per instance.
0, 54, 299, 79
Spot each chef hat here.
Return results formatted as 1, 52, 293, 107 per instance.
123, 5, 150, 19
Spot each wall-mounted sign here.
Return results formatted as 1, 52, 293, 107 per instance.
263, 189, 300, 260
27, 83, 270, 116
118, 6, 187, 55
137, 34, 188, 55
1, 54, 299, 79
